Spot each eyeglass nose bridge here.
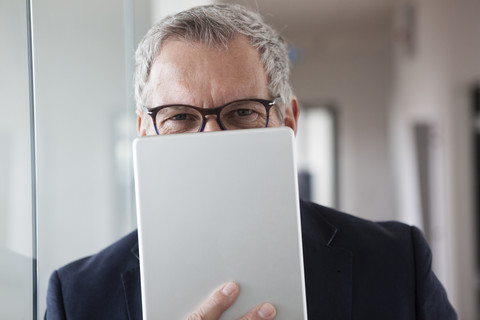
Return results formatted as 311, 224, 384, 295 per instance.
197, 106, 227, 132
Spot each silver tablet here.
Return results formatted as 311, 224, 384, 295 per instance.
133, 127, 307, 320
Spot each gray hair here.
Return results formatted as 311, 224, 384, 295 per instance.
134, 4, 292, 114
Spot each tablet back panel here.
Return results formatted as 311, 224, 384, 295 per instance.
133, 127, 307, 320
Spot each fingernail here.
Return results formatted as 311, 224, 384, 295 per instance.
258, 303, 275, 319
221, 282, 237, 296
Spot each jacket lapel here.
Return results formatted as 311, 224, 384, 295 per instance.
121, 243, 143, 320
300, 200, 352, 319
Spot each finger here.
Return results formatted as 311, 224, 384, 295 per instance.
186, 282, 239, 320
239, 302, 277, 320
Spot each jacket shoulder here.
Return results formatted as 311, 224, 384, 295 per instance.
52, 229, 139, 309
300, 199, 413, 248
58, 229, 139, 278
300, 200, 456, 319
46, 230, 140, 319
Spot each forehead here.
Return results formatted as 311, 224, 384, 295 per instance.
147, 36, 269, 106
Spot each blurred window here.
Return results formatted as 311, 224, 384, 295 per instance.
296, 106, 338, 208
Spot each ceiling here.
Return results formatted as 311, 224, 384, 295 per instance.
219, 0, 394, 38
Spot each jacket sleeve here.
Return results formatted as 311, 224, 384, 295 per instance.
45, 270, 67, 320
411, 226, 457, 320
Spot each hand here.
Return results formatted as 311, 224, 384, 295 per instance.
186, 282, 276, 320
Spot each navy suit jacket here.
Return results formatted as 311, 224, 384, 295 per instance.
45, 200, 457, 319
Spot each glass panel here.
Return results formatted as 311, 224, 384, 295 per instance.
31, 0, 142, 316
0, 0, 34, 319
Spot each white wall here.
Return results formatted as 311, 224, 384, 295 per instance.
391, 0, 480, 318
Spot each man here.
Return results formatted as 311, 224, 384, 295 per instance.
46, 4, 457, 320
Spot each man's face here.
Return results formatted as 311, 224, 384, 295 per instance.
137, 35, 298, 136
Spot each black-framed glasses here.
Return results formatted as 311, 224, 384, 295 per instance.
142, 97, 283, 135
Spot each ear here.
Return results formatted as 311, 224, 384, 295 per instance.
283, 96, 300, 135
136, 109, 147, 136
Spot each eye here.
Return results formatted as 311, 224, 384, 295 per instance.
235, 109, 254, 117
171, 113, 189, 121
